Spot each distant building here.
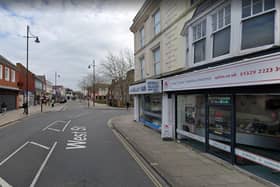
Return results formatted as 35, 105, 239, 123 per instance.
0, 55, 20, 111
94, 83, 109, 104
65, 88, 73, 100
34, 75, 46, 105
17, 63, 36, 107
108, 69, 134, 107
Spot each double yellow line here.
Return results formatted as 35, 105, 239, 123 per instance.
112, 128, 163, 187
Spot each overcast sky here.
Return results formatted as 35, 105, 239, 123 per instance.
0, 0, 143, 90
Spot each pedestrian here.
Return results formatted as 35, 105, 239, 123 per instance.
1, 102, 7, 113
126, 102, 130, 110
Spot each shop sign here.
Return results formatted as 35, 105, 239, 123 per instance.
235, 148, 280, 171
208, 96, 231, 105
163, 54, 280, 91
129, 80, 162, 95
129, 83, 146, 94
146, 79, 162, 93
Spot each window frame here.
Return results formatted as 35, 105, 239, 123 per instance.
139, 56, 145, 79
186, 0, 279, 68
0, 64, 2, 80
140, 26, 145, 48
211, 3, 232, 58
4, 67, 10, 81
11, 69, 16, 82
153, 47, 160, 76
240, 0, 276, 53
192, 19, 207, 64
153, 9, 160, 35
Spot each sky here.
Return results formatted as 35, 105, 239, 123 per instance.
0, 0, 143, 90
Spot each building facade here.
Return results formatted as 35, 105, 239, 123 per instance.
130, 0, 280, 185
34, 75, 46, 105
0, 55, 19, 111
109, 69, 134, 107
16, 63, 35, 107
130, 0, 196, 131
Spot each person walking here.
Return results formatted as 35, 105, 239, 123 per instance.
126, 102, 130, 110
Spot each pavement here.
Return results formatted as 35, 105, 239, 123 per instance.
0, 103, 66, 128
110, 114, 273, 187
0, 101, 156, 187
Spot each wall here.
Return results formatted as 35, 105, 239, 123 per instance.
133, 0, 194, 81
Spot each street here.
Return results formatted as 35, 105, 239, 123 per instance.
0, 101, 154, 187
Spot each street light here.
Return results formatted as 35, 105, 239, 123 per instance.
54, 72, 61, 103
88, 60, 95, 107
24, 25, 40, 115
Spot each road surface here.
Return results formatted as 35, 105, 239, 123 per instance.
0, 101, 155, 187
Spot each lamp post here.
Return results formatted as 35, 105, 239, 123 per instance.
25, 25, 40, 115
88, 60, 95, 107
54, 72, 60, 103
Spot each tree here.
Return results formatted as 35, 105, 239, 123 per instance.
101, 49, 134, 106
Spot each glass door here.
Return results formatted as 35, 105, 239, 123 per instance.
208, 95, 233, 162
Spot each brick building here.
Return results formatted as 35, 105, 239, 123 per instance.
16, 63, 35, 107
0, 55, 19, 111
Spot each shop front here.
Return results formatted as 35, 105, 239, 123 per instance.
129, 79, 162, 130
164, 53, 280, 185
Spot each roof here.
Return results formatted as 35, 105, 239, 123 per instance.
130, 0, 160, 33
0, 55, 17, 69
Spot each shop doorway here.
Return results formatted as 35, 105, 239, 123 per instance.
207, 95, 233, 162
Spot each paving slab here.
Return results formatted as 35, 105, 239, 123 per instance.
111, 114, 269, 187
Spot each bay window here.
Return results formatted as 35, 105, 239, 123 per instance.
11, 69, 15, 82
0, 65, 2, 79
241, 0, 275, 49
186, 0, 278, 66
212, 4, 231, 58
193, 20, 206, 63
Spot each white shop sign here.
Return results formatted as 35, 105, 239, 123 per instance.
164, 54, 280, 91
129, 79, 162, 95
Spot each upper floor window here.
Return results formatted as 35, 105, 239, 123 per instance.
212, 4, 231, 57
0, 65, 2, 79
241, 0, 275, 49
11, 69, 15, 82
140, 27, 145, 48
140, 57, 145, 79
192, 20, 206, 63
153, 47, 160, 75
4, 67, 9, 81
153, 10, 160, 35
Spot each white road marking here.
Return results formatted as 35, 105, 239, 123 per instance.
42, 120, 66, 131
62, 120, 71, 132
46, 128, 61, 132
29, 141, 50, 150
30, 141, 57, 187
0, 141, 29, 166
0, 177, 12, 187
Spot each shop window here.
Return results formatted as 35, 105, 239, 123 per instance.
140, 94, 162, 128
176, 95, 205, 150
212, 5, 231, 57
193, 20, 206, 63
236, 95, 280, 185
241, 0, 275, 49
